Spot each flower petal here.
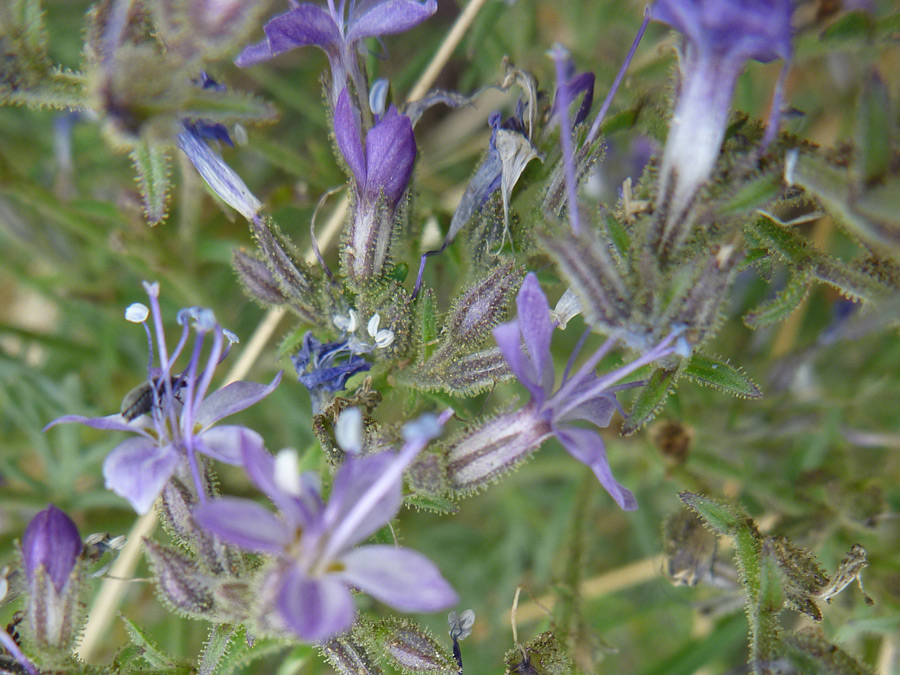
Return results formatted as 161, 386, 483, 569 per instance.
364, 106, 416, 208
553, 424, 637, 511
334, 88, 367, 186
493, 320, 544, 402
278, 566, 356, 642
43, 413, 146, 434
325, 453, 401, 547
346, 0, 437, 43
339, 545, 458, 612
103, 438, 180, 514
193, 497, 290, 554
196, 425, 263, 465
555, 393, 617, 428
516, 273, 554, 395
194, 372, 282, 429
236, 4, 342, 67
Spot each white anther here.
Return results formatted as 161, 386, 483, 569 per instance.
335, 407, 363, 455
273, 448, 303, 497
125, 303, 149, 323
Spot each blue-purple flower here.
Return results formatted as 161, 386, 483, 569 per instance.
292, 331, 372, 414
651, 0, 793, 225
334, 86, 416, 279
21, 506, 83, 650
45, 282, 281, 514
194, 420, 457, 642
236, 0, 437, 103
447, 274, 686, 509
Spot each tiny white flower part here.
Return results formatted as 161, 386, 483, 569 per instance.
784, 149, 798, 186
366, 313, 394, 349
550, 288, 582, 330
274, 448, 303, 497
367, 313, 381, 337
223, 329, 240, 345
334, 309, 360, 333
335, 407, 363, 455
125, 303, 149, 323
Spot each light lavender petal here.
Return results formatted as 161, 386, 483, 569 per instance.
493, 320, 544, 402
196, 425, 263, 465
334, 88, 367, 186
102, 438, 180, 514
193, 497, 290, 554
554, 424, 637, 511
340, 545, 458, 612
236, 4, 342, 67
515, 273, 554, 396
324, 453, 401, 547
194, 372, 282, 429
278, 566, 356, 642
555, 393, 617, 428
43, 413, 146, 435
347, 0, 438, 43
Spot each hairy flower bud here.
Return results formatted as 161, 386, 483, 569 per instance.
373, 618, 457, 673
21, 505, 84, 652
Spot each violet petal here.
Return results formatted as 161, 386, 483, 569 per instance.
193, 497, 290, 554
236, 4, 342, 67
324, 453, 401, 547
515, 273, 554, 396
278, 566, 356, 642
553, 424, 637, 511
364, 105, 416, 208
43, 413, 145, 435
555, 393, 617, 428
493, 320, 544, 403
194, 372, 282, 429
102, 438, 181, 514
334, 88, 367, 186
22, 505, 82, 592
346, 0, 438, 43
340, 544, 458, 612
196, 425, 263, 465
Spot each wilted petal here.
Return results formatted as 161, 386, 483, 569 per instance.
103, 438, 180, 514
515, 273, 554, 395
347, 0, 438, 43
325, 453, 401, 547
554, 424, 637, 511
194, 372, 282, 428
334, 88, 367, 185
196, 425, 263, 465
235, 4, 342, 66
193, 497, 290, 554
43, 413, 146, 435
278, 566, 356, 642
364, 106, 416, 208
340, 545, 458, 612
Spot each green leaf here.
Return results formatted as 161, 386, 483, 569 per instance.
679, 492, 748, 537
622, 366, 678, 435
120, 615, 179, 669
683, 353, 762, 399
744, 271, 811, 329
855, 70, 892, 185
131, 140, 172, 226
720, 170, 782, 216
404, 493, 459, 515
200, 626, 290, 675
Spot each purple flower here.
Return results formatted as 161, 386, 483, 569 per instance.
194, 419, 457, 642
448, 274, 686, 509
291, 332, 372, 414
45, 282, 282, 514
334, 86, 416, 279
236, 0, 437, 103
22, 506, 82, 594
651, 0, 793, 225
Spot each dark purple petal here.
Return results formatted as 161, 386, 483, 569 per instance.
346, 0, 437, 43
334, 88, 367, 186
324, 453, 400, 547
43, 413, 146, 435
194, 497, 290, 554
194, 372, 282, 429
236, 4, 342, 67
515, 274, 554, 396
554, 393, 617, 428
196, 425, 263, 465
554, 424, 637, 511
22, 505, 81, 592
102, 438, 180, 514
278, 566, 356, 642
493, 320, 545, 402
364, 105, 416, 209
240, 432, 321, 531
339, 545, 458, 612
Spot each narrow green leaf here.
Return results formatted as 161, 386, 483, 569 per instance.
622, 366, 678, 435
683, 353, 762, 399
131, 140, 172, 226
744, 271, 811, 329
679, 492, 748, 536
720, 170, 782, 215
120, 614, 178, 668
856, 70, 891, 184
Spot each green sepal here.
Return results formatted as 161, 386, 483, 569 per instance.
683, 353, 762, 399
678, 491, 749, 537
197, 624, 290, 675
403, 493, 459, 515
855, 70, 892, 185
720, 170, 783, 216
779, 628, 875, 675
758, 541, 785, 614
368, 617, 457, 674
131, 139, 172, 226
744, 271, 811, 329
0, 68, 86, 110
119, 615, 182, 669
621, 366, 679, 436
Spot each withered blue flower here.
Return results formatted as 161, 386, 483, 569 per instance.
236, 0, 437, 102
291, 332, 372, 414
194, 418, 457, 642
45, 282, 281, 514
651, 0, 793, 222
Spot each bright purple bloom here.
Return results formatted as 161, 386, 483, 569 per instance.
236, 0, 437, 103
45, 282, 281, 514
334, 86, 416, 279
22, 506, 82, 593
194, 420, 457, 642
651, 0, 793, 224
449, 274, 686, 509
